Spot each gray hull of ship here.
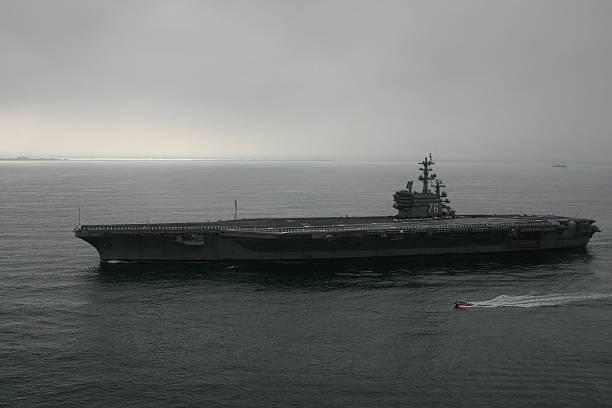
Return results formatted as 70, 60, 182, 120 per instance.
75, 215, 597, 263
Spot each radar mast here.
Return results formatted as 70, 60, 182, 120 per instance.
418, 153, 436, 193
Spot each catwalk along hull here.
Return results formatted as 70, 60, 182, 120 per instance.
74, 215, 598, 263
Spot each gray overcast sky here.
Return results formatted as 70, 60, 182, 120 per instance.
1, 0, 611, 160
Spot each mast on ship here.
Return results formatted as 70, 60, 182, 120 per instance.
418, 153, 435, 193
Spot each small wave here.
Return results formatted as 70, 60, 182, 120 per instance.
588, 241, 612, 247
472, 293, 612, 308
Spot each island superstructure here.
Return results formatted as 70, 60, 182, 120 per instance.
74, 155, 599, 263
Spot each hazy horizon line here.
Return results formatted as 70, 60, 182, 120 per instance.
0, 155, 603, 164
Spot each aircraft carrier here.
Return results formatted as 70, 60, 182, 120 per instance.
74, 155, 599, 263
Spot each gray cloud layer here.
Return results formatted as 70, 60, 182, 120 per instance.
1, 0, 611, 160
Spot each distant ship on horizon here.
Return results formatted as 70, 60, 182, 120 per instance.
552, 162, 568, 168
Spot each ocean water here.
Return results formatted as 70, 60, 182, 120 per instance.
1, 160, 611, 408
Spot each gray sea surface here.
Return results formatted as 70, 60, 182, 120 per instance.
1, 160, 611, 407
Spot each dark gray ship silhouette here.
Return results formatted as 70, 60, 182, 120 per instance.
75, 154, 599, 263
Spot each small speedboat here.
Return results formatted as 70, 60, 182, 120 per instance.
454, 300, 473, 308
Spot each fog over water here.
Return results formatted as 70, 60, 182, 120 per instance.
1, 0, 611, 160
